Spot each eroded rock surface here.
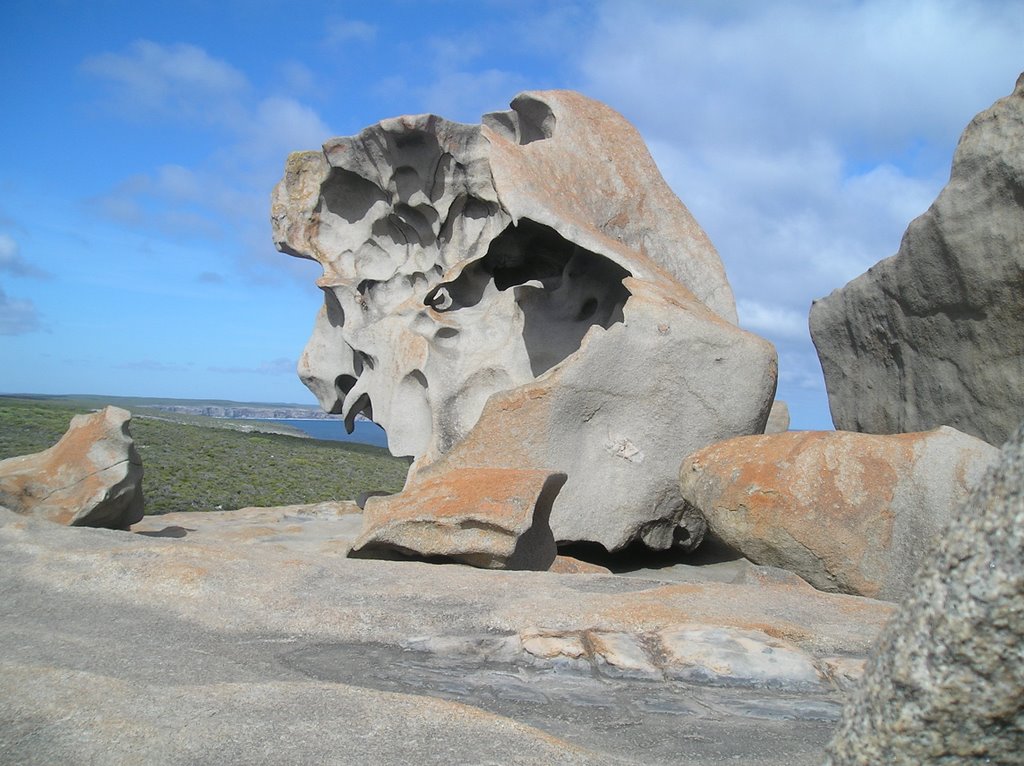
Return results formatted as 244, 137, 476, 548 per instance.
1, 503, 895, 765
826, 421, 1024, 764
810, 74, 1024, 446
0, 406, 143, 528
350, 468, 564, 569
679, 427, 998, 601
273, 90, 777, 555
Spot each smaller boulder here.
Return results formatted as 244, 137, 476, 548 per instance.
350, 468, 566, 570
679, 427, 997, 601
0, 406, 144, 529
765, 400, 790, 434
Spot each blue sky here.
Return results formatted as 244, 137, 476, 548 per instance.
1, 0, 1021, 429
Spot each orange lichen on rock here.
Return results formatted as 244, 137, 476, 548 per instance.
680, 428, 998, 600
351, 468, 566, 570
0, 406, 143, 529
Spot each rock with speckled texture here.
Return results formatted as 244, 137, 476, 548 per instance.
826, 420, 1024, 764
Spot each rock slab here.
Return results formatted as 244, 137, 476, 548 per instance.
679, 427, 998, 601
0, 406, 143, 528
2, 502, 897, 765
350, 468, 565, 569
810, 74, 1024, 446
826, 420, 1024, 764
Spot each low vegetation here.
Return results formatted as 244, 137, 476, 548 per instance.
0, 397, 409, 515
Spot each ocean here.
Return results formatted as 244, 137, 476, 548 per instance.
262, 418, 390, 449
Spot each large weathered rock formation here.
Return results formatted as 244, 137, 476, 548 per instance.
810, 74, 1024, 446
0, 406, 144, 528
826, 420, 1024, 764
679, 427, 998, 601
273, 90, 777, 555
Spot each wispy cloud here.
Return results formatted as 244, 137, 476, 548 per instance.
324, 18, 377, 45
0, 284, 44, 335
81, 41, 331, 280
582, 0, 1024, 159
81, 40, 250, 125
209, 357, 296, 375
575, 0, 1024, 425
235, 97, 330, 162
116, 359, 195, 372
0, 234, 51, 279
736, 299, 808, 341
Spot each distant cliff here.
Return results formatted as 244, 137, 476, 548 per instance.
150, 405, 333, 420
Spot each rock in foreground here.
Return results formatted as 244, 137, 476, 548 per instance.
810, 74, 1024, 446
826, 421, 1024, 764
0, 502, 896, 765
273, 89, 777, 555
679, 427, 997, 600
0, 405, 143, 528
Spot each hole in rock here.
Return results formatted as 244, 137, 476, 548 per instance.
393, 203, 437, 246
576, 298, 598, 322
333, 374, 357, 403
323, 288, 346, 327
558, 535, 744, 575
356, 351, 375, 371
393, 166, 423, 201
434, 327, 459, 341
344, 392, 372, 434
510, 94, 557, 145
429, 218, 631, 376
320, 168, 387, 224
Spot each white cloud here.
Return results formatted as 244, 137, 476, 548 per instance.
582, 0, 1023, 158
209, 357, 296, 375
277, 61, 317, 96
82, 40, 249, 125
82, 42, 332, 281
241, 97, 331, 159
0, 234, 50, 278
0, 284, 43, 335
736, 299, 807, 340
573, 0, 1023, 425
415, 69, 528, 122
324, 18, 377, 45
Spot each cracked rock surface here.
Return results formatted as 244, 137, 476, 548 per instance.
0, 504, 895, 765
826, 420, 1024, 764
0, 405, 143, 528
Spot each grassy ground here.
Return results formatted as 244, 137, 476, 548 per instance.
0, 397, 409, 515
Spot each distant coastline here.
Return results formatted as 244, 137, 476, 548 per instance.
264, 418, 388, 448
150, 404, 332, 420
0, 393, 386, 448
